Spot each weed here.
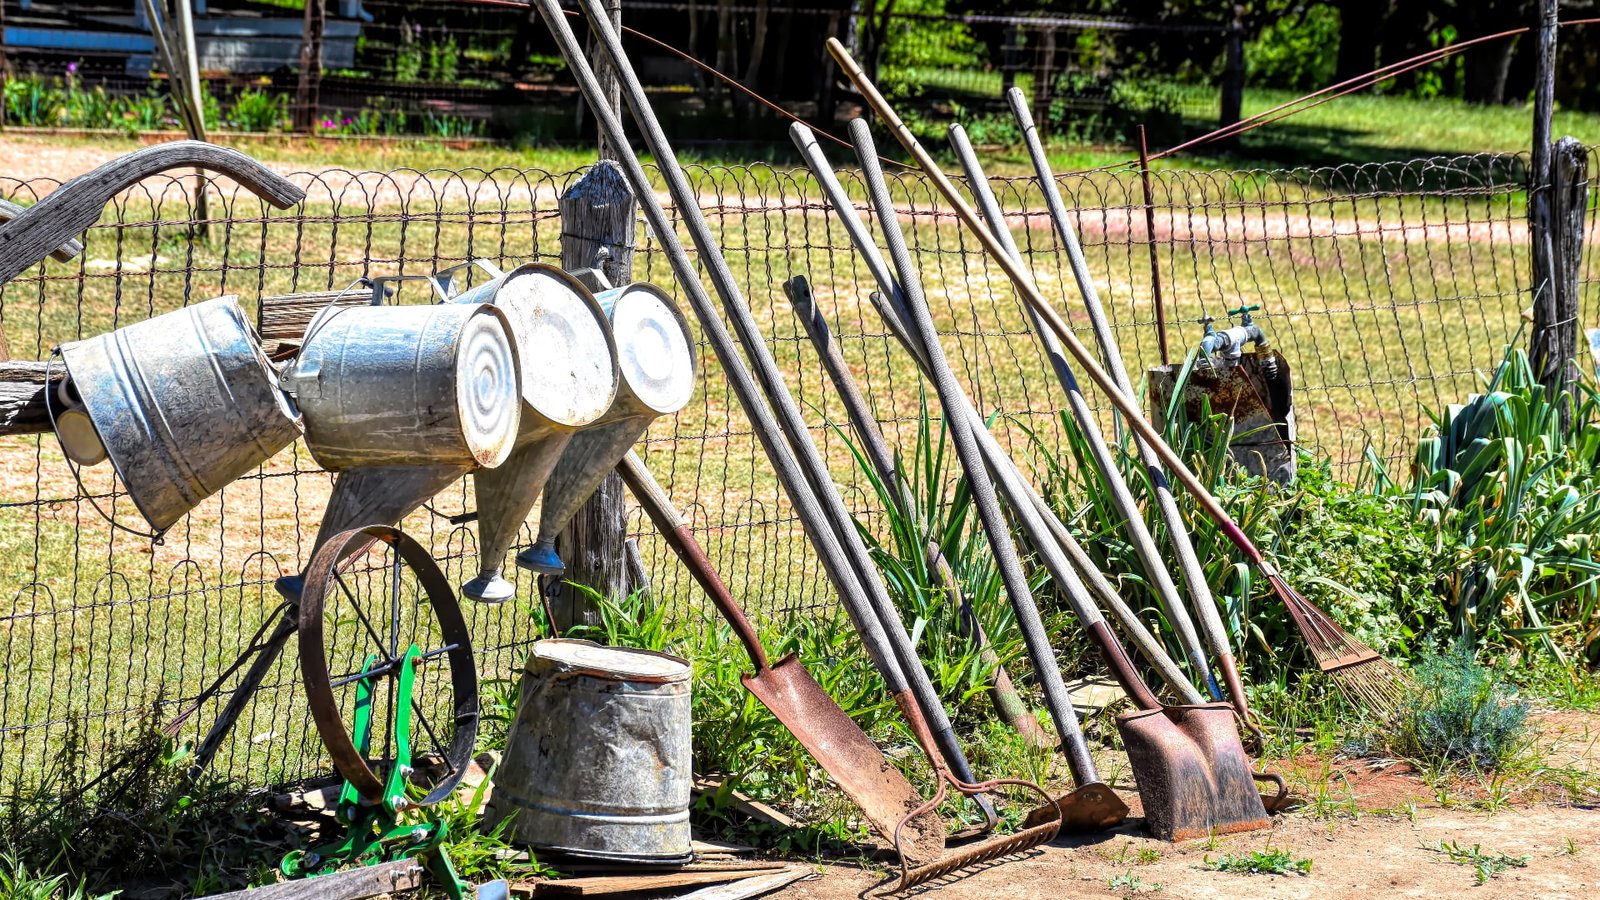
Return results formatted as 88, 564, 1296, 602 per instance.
1107, 871, 1163, 895
1559, 836, 1581, 856
1423, 839, 1530, 884
0, 855, 116, 900
421, 766, 551, 883
1203, 847, 1313, 876
1396, 643, 1530, 770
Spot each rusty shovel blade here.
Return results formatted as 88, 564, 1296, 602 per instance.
741, 654, 946, 866
1117, 703, 1271, 842
1021, 782, 1130, 832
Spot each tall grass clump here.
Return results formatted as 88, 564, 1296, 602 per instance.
1396, 643, 1530, 770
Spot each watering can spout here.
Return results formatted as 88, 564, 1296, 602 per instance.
516, 539, 564, 577
464, 431, 575, 602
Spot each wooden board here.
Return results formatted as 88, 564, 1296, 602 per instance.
200, 859, 424, 900
518, 868, 782, 897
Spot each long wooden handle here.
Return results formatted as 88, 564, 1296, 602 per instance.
824, 39, 1262, 566
0, 141, 306, 287
616, 450, 770, 670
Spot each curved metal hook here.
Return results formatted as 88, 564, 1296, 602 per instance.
0, 141, 306, 286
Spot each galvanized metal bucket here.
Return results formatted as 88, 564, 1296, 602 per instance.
485, 639, 692, 863
453, 264, 619, 603
285, 302, 522, 471
520, 282, 697, 575
58, 296, 302, 531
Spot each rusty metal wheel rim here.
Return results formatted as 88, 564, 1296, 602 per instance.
299, 524, 479, 806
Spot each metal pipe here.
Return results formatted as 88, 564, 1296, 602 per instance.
790, 122, 1202, 704
946, 122, 1221, 702
539, 0, 993, 807
1007, 89, 1251, 718
848, 118, 1098, 784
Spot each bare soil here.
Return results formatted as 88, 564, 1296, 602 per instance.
768, 711, 1600, 899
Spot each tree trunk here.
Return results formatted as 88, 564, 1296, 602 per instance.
1333, 0, 1388, 82
733, 0, 770, 119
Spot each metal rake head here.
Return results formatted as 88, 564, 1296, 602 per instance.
890, 775, 1061, 892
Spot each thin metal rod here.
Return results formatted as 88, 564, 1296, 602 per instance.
546, 0, 992, 803
947, 122, 1219, 702
790, 122, 1203, 704
1008, 89, 1251, 719
827, 39, 1267, 570
1137, 124, 1169, 368
848, 117, 1100, 786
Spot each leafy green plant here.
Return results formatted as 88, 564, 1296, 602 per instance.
1108, 871, 1163, 894
1203, 846, 1313, 876
1396, 643, 1529, 770
427, 35, 462, 82
1368, 345, 1600, 663
421, 765, 552, 883
1424, 839, 1529, 884
228, 89, 288, 132
0, 855, 117, 900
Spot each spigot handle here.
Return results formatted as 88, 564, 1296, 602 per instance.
1228, 304, 1260, 324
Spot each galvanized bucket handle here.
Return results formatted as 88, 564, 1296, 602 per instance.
43, 349, 168, 544
371, 260, 503, 306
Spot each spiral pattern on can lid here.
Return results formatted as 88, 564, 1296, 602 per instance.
611, 285, 696, 416
455, 308, 522, 467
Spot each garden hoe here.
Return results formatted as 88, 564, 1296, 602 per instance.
844, 121, 1131, 836
618, 450, 948, 864
787, 277, 1052, 750
535, 2, 1063, 884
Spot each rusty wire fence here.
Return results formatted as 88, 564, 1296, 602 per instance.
0, 146, 1591, 800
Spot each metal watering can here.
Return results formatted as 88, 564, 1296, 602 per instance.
519, 282, 697, 576
451, 262, 619, 603
57, 296, 303, 533
274, 285, 523, 598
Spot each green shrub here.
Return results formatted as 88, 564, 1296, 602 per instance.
1396, 643, 1529, 769
228, 89, 288, 132
1245, 3, 1340, 90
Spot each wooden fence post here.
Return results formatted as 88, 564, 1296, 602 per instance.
1529, 138, 1589, 415
549, 159, 639, 631
1527, 0, 1585, 424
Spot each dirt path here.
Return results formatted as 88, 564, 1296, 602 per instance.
774, 804, 1599, 899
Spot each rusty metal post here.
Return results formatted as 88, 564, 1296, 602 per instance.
1138, 125, 1169, 367
550, 160, 639, 630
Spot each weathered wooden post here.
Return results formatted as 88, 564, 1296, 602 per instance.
294, 0, 325, 133
1527, 0, 1587, 427
1029, 25, 1056, 140
548, 159, 639, 631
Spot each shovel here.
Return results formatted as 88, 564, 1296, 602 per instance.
532, 2, 1048, 880
617, 451, 946, 864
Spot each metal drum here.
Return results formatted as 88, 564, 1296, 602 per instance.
58, 295, 301, 531
520, 282, 697, 575
286, 302, 521, 471
453, 264, 619, 603
486, 639, 692, 863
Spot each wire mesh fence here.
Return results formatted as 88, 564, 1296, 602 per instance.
0, 145, 1586, 805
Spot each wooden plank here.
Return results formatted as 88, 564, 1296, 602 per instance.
675, 868, 809, 900
257, 288, 372, 342
0, 360, 61, 437
0, 142, 303, 288
692, 776, 797, 830
524, 869, 773, 897
201, 859, 424, 900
